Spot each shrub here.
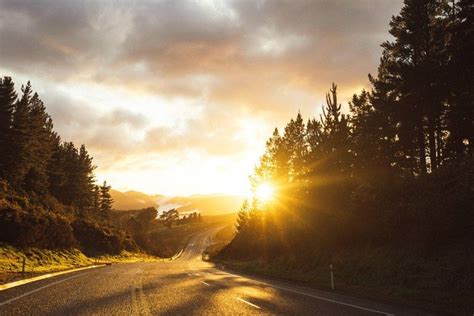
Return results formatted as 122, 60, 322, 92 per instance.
72, 219, 138, 256
0, 201, 76, 249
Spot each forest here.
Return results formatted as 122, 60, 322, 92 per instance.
218, 0, 473, 311
0, 77, 142, 254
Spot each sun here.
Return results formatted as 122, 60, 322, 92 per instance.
255, 182, 274, 202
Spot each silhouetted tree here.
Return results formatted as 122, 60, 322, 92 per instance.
236, 200, 250, 233
9, 82, 33, 187
160, 208, 179, 228
445, 0, 474, 159
99, 181, 113, 218
93, 185, 101, 212
0, 77, 17, 178
23, 93, 54, 195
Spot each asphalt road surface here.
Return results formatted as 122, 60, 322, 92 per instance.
0, 227, 431, 315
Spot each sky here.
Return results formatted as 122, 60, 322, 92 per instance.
0, 0, 403, 196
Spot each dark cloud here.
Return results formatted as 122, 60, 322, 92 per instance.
0, 0, 402, 96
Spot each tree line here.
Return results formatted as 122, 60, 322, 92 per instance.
224, 0, 473, 259
0, 78, 128, 254
158, 209, 202, 228
0, 79, 113, 218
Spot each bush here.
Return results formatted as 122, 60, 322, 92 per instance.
0, 180, 140, 256
72, 219, 138, 256
0, 201, 76, 249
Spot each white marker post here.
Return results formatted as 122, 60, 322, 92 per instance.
329, 264, 334, 290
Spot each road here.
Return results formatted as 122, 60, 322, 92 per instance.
0, 227, 430, 315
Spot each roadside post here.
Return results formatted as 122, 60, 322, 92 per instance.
329, 264, 334, 290
21, 257, 26, 276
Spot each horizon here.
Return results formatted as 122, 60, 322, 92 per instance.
0, 0, 403, 196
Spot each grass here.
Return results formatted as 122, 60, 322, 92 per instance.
214, 247, 474, 315
0, 242, 159, 285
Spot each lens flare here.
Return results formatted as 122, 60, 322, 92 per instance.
255, 182, 274, 202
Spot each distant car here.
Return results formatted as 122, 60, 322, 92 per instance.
202, 252, 210, 261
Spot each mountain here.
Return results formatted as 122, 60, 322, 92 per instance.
110, 190, 162, 210
111, 190, 243, 216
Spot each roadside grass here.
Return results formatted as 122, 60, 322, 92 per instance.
0, 243, 92, 274
94, 251, 158, 264
214, 247, 474, 315
0, 243, 159, 285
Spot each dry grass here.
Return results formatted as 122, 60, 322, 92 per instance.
0, 243, 159, 285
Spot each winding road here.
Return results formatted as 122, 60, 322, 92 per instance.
0, 227, 430, 315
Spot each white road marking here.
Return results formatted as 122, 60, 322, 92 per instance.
0, 265, 103, 292
0, 272, 89, 307
201, 281, 211, 286
237, 297, 261, 309
221, 271, 394, 316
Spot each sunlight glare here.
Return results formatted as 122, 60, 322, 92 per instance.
255, 182, 274, 202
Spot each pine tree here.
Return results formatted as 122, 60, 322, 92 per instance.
93, 185, 101, 211
47, 134, 67, 199
0, 77, 17, 178
445, 0, 474, 159
9, 82, 33, 187
236, 200, 250, 233
375, 0, 447, 174
283, 112, 307, 183
254, 128, 288, 188
23, 93, 54, 194
77, 145, 95, 213
320, 83, 350, 174
99, 181, 113, 218
349, 89, 393, 172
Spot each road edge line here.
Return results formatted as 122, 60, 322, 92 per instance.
0, 264, 104, 292
220, 269, 394, 316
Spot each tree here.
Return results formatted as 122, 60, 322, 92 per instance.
160, 208, 179, 228
374, 0, 448, 174
445, 0, 474, 159
283, 112, 307, 184
319, 83, 351, 174
349, 89, 394, 172
0, 77, 17, 178
236, 200, 250, 233
23, 93, 54, 194
93, 185, 101, 212
77, 145, 96, 212
99, 181, 113, 218
9, 81, 33, 187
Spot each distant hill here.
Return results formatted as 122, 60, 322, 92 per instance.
110, 189, 162, 210
111, 190, 244, 216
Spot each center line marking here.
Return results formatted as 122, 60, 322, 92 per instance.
237, 297, 261, 309
201, 281, 211, 286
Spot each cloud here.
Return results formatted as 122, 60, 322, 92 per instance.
0, 0, 403, 195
